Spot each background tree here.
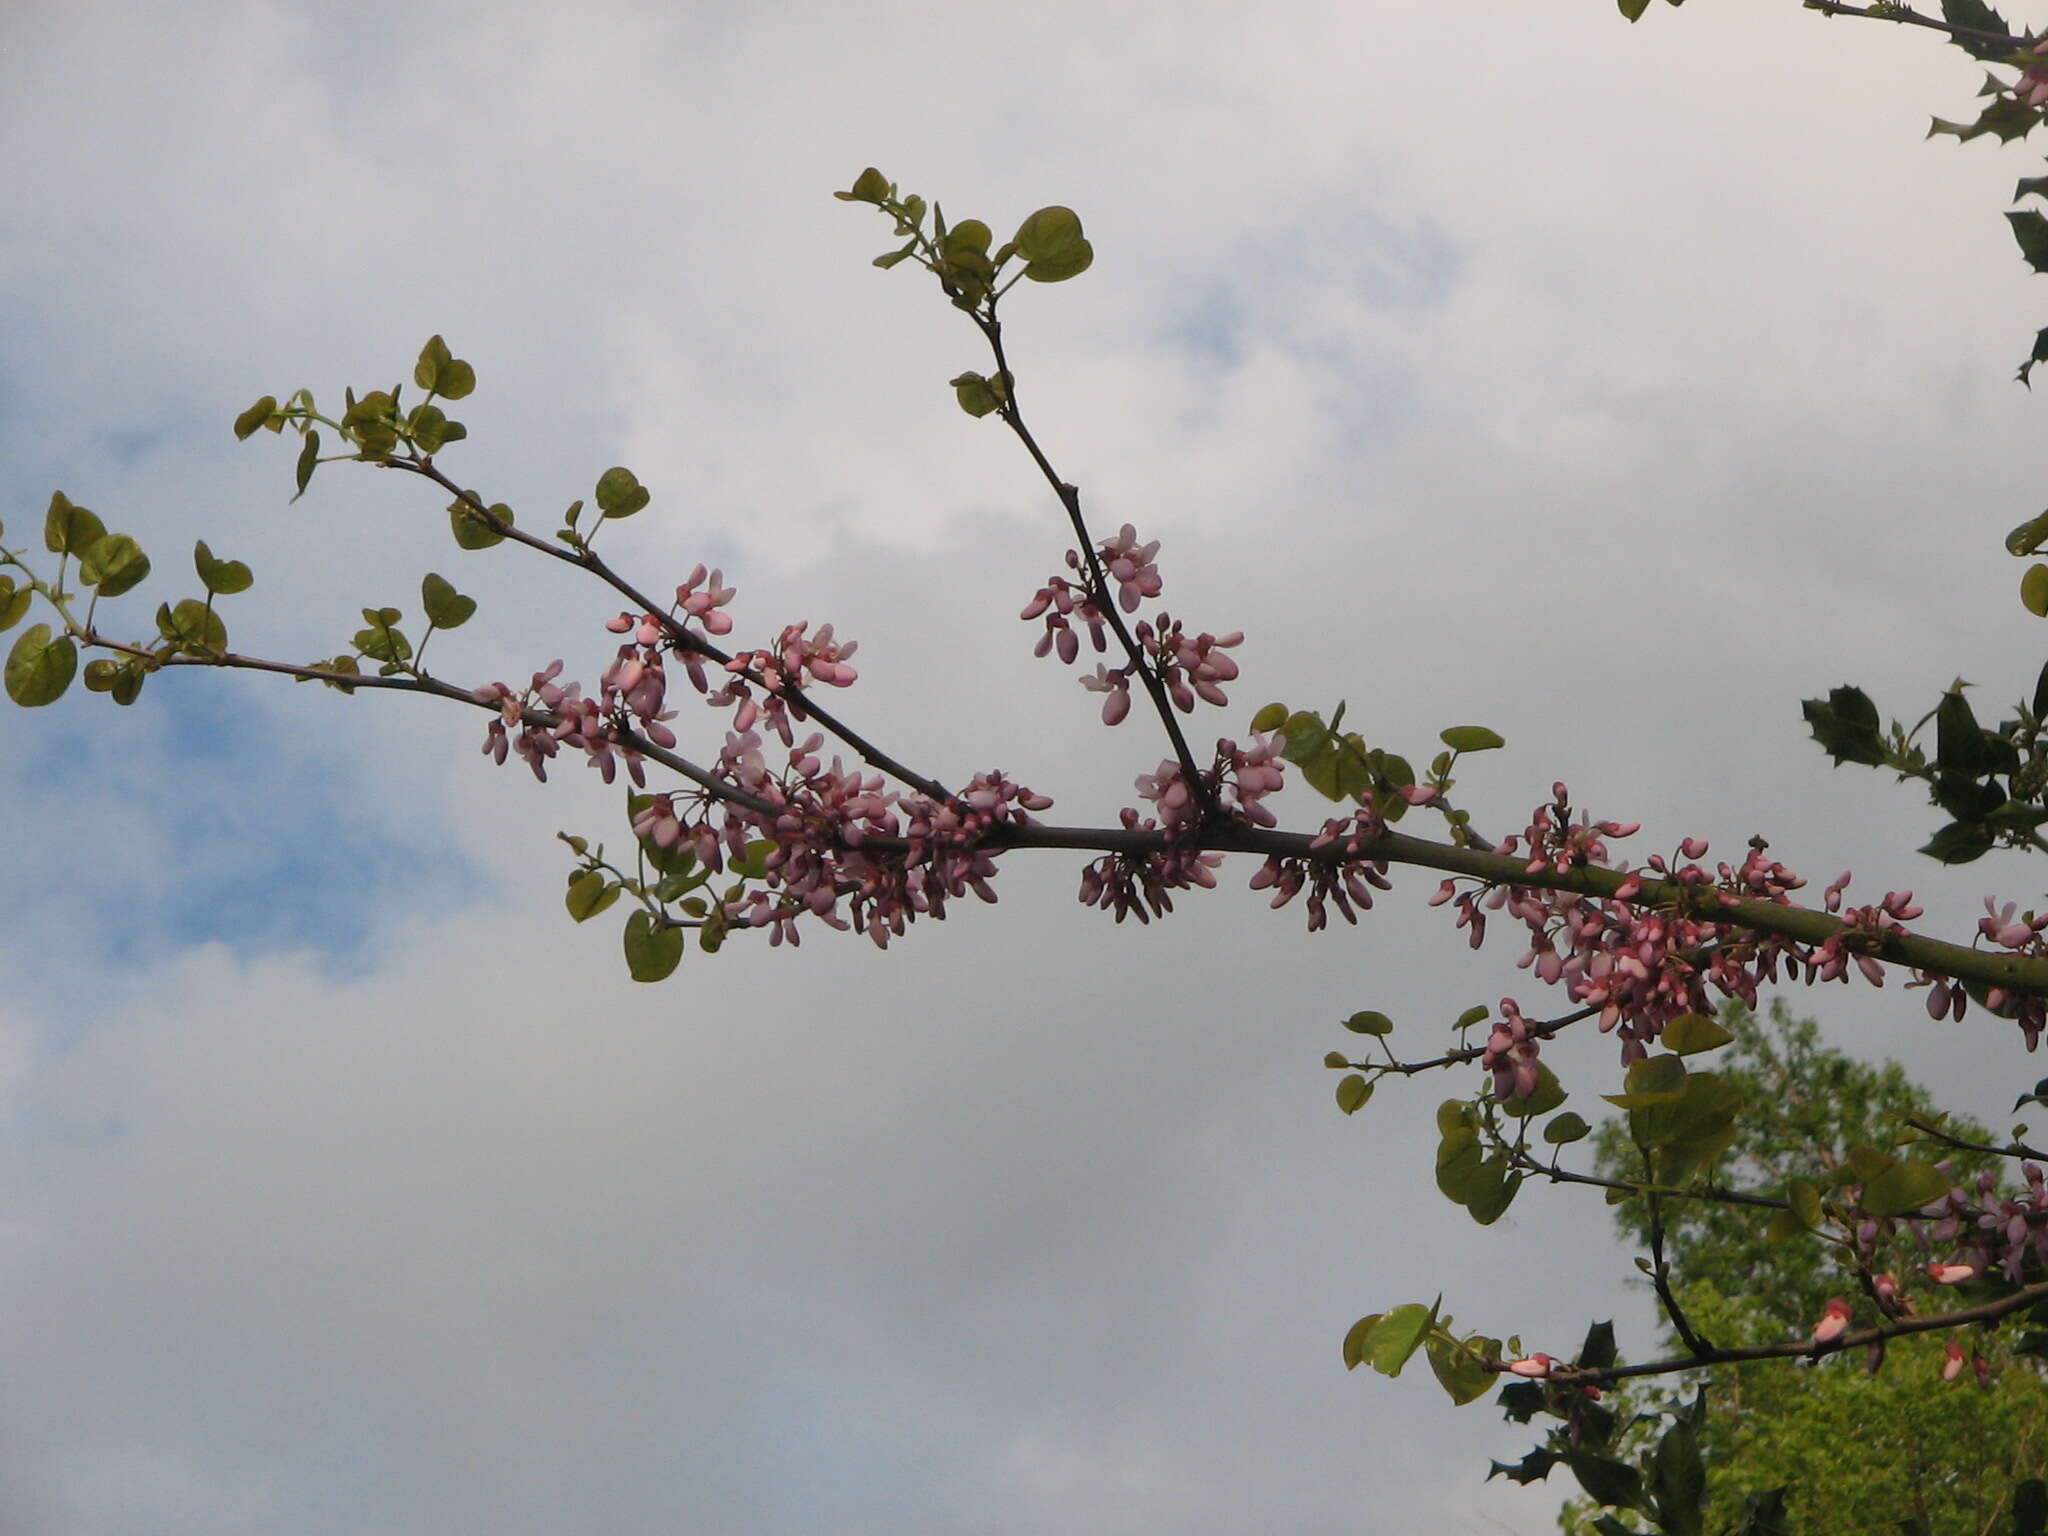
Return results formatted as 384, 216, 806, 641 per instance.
1554, 1002, 2048, 1535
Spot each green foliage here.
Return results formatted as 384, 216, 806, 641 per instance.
1554, 1003, 2048, 1536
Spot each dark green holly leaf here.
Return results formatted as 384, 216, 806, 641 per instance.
4, 623, 76, 706
2013, 1477, 2048, 1536
1937, 687, 1991, 775
1565, 1448, 1645, 1510
1488, 1444, 1560, 1484
1921, 819, 1996, 863
1802, 686, 1886, 766
1943, 0, 2016, 60
1651, 1417, 1705, 1536
420, 571, 476, 630
2023, 328, 2048, 387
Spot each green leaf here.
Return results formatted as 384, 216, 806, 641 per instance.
949, 370, 1005, 418
193, 540, 252, 597
2025, 565, 2048, 617
1788, 1177, 1822, 1228
155, 598, 227, 653
623, 908, 684, 982
1936, 687, 1991, 777
1250, 702, 1289, 734
1566, 1448, 1645, 1510
565, 869, 621, 923
353, 609, 411, 665
2011, 210, 2048, 273
44, 494, 106, 557
1439, 725, 1505, 752
4, 623, 76, 706
1650, 1417, 1705, 1536
1578, 1319, 1619, 1371
450, 499, 512, 549
1366, 1302, 1432, 1377
1425, 1334, 1497, 1406
595, 466, 650, 519
873, 243, 917, 270
1860, 1158, 1952, 1217
1014, 206, 1093, 283
1662, 1013, 1733, 1056
1921, 820, 1995, 864
1454, 1004, 1490, 1031
1335, 1074, 1373, 1115
1342, 1313, 1381, 1371
415, 334, 453, 391
233, 395, 278, 440
1618, 0, 1653, 17
1278, 710, 1330, 761
0, 579, 29, 633
1802, 686, 1886, 766
940, 218, 992, 257
1605, 1053, 1687, 1108
2007, 508, 2048, 556
1943, 0, 2015, 60
292, 428, 321, 500
80, 534, 149, 597
834, 167, 892, 204
1500, 1061, 1566, 1119
420, 571, 476, 629
1463, 1158, 1522, 1224
1344, 1010, 1393, 1036
1544, 1112, 1592, 1145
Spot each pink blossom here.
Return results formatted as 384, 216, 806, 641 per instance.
1811, 1296, 1853, 1345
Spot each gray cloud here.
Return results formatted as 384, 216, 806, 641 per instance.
2, 0, 2041, 1530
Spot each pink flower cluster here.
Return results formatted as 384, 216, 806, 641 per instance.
1079, 738, 1288, 923
476, 580, 1061, 948
1481, 998, 1542, 1102
1920, 900, 2048, 1049
1922, 1161, 2048, 1285
1251, 807, 1394, 933
1424, 784, 1945, 1089
1022, 524, 1240, 725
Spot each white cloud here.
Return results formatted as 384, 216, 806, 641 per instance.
4, 0, 2044, 1530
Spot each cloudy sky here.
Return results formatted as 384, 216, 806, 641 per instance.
6, 1, 2048, 1531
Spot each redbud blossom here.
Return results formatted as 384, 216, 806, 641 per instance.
1811, 1297, 1853, 1345
1506, 1355, 1553, 1378
1927, 1262, 1977, 1285
1943, 1341, 1967, 1381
